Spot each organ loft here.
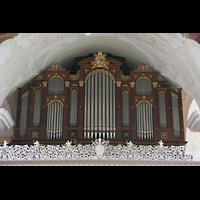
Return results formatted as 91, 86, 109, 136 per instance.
12, 50, 187, 146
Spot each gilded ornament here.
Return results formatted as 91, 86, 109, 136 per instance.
130, 82, 135, 88
65, 81, 70, 87
71, 89, 78, 94
85, 69, 115, 83
116, 81, 121, 87
156, 75, 165, 81
79, 81, 84, 87
47, 99, 64, 107
32, 131, 39, 139
91, 50, 110, 70
136, 100, 153, 107
136, 76, 151, 83
43, 81, 47, 87
152, 82, 158, 88
171, 92, 178, 98
22, 91, 29, 98
34, 89, 41, 94
161, 132, 168, 139
120, 70, 130, 81
84, 69, 90, 75
110, 69, 116, 75
158, 90, 166, 95
135, 63, 152, 71
122, 90, 129, 94
36, 74, 44, 80
122, 84, 129, 87
69, 70, 80, 81
71, 83, 78, 87
48, 74, 64, 82
48, 62, 65, 71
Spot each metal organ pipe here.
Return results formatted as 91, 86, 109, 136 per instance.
91, 75, 94, 139
46, 102, 63, 139
95, 73, 98, 138
102, 73, 106, 139
84, 81, 87, 138
106, 74, 109, 138
83, 72, 116, 139
99, 73, 102, 139
136, 102, 154, 140
87, 77, 91, 139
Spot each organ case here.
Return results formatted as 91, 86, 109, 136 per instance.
13, 51, 187, 146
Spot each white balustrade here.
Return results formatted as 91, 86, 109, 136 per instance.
0, 139, 194, 161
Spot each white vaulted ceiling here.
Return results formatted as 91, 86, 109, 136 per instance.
0, 33, 200, 108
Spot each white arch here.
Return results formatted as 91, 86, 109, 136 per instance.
186, 99, 200, 147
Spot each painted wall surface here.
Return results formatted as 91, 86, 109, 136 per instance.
186, 99, 200, 147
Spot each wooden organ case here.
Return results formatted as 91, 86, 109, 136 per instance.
13, 51, 187, 145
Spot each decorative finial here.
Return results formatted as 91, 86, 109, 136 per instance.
66, 140, 72, 147
91, 50, 110, 70
3, 141, 8, 147
48, 63, 65, 71
126, 141, 133, 148
34, 140, 40, 147
158, 140, 164, 148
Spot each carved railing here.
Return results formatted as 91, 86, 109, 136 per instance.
0, 139, 193, 161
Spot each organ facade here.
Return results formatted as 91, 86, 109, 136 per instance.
12, 51, 186, 145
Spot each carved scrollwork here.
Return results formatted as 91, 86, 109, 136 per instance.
136, 100, 153, 107
48, 63, 65, 71
69, 70, 80, 81
91, 50, 110, 70
85, 69, 115, 83
120, 70, 130, 81
135, 63, 152, 71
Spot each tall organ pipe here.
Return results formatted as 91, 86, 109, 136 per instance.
83, 72, 116, 139
99, 73, 102, 138
84, 81, 87, 138
91, 75, 94, 138
95, 73, 98, 138
106, 74, 109, 137
102, 74, 106, 138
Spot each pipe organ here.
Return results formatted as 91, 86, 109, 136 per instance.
13, 51, 187, 146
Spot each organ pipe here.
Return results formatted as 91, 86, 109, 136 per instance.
70, 90, 78, 127
95, 73, 98, 138
46, 101, 63, 139
32, 90, 41, 127
136, 101, 154, 140
91, 74, 94, 138
83, 71, 116, 139
84, 80, 87, 138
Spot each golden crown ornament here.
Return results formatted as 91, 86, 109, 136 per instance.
91, 50, 110, 70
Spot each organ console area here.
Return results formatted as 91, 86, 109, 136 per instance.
12, 51, 187, 146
